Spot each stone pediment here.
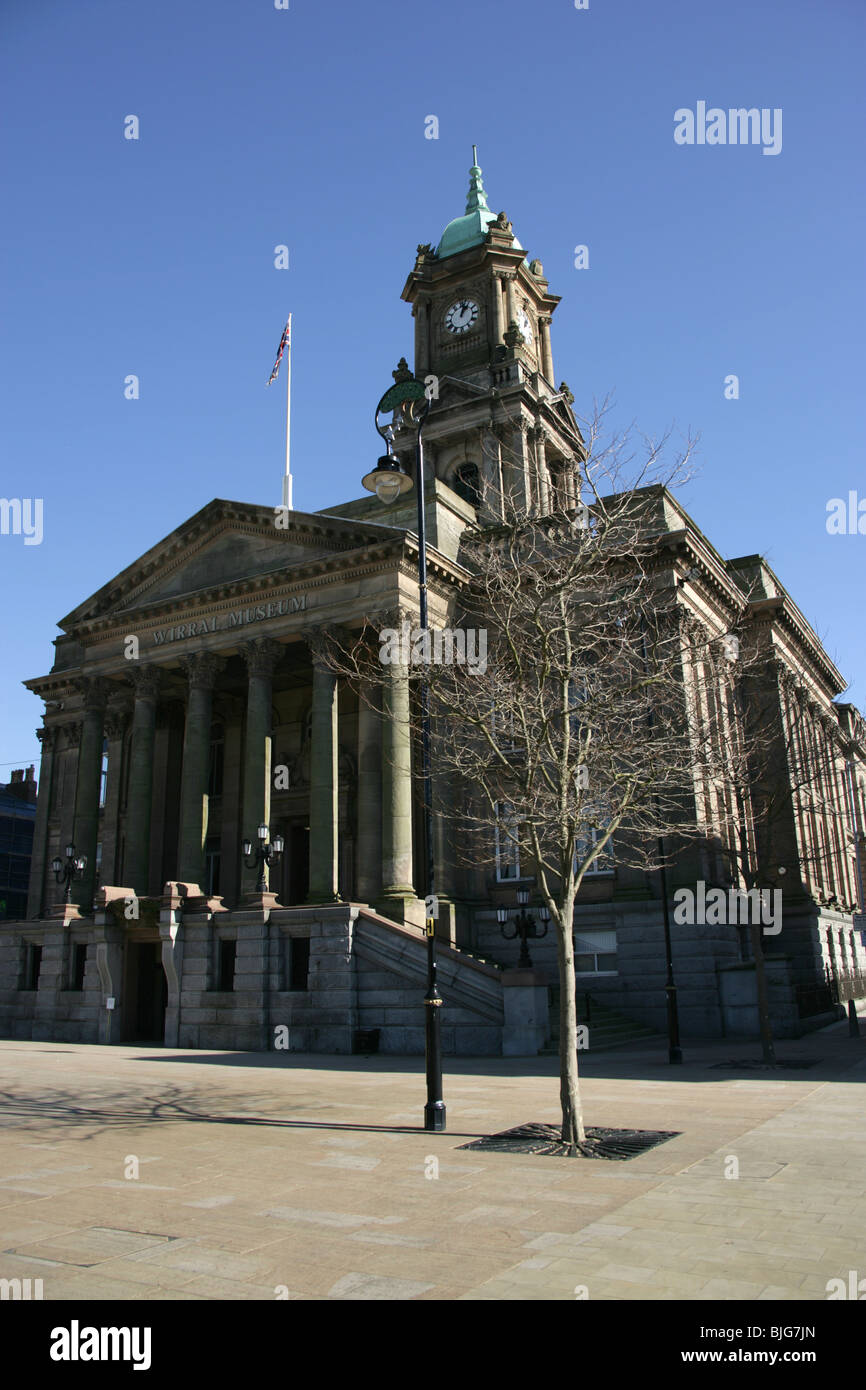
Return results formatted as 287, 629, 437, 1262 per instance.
60, 498, 403, 628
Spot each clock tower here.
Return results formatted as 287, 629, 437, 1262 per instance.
400, 148, 585, 521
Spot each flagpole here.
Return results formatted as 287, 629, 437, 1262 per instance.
282, 314, 292, 511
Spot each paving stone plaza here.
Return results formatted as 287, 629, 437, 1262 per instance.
1, 1014, 864, 1303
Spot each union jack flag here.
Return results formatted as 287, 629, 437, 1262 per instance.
267, 316, 291, 385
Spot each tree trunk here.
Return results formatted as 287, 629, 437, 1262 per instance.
557, 917, 586, 1149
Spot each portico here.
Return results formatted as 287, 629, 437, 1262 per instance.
22, 499, 468, 925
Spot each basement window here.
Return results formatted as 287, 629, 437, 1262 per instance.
286, 936, 310, 991
217, 938, 236, 992
72, 942, 87, 991
22, 943, 42, 991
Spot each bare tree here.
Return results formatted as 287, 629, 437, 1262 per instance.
323, 401, 754, 1151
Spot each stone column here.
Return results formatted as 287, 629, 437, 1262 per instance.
539, 315, 554, 383
491, 272, 505, 346
27, 726, 58, 918
240, 638, 283, 895
414, 298, 430, 378
123, 666, 162, 895
72, 678, 108, 911
57, 724, 81, 894
177, 653, 224, 886
100, 706, 129, 887
503, 272, 517, 330
307, 653, 340, 903
534, 428, 550, 516
381, 661, 415, 900
356, 692, 382, 903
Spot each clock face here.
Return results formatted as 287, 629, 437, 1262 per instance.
518, 308, 533, 343
444, 299, 480, 335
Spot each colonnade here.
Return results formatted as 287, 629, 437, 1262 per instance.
33, 636, 422, 915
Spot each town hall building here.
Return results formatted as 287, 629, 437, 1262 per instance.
2, 155, 864, 1055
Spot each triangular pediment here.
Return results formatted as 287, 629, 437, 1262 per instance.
60, 498, 404, 629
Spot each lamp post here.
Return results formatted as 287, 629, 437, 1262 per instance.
498, 886, 549, 969
242, 823, 284, 894
52, 843, 87, 906
361, 362, 446, 1133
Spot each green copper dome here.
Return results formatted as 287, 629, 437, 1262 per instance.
435, 147, 523, 259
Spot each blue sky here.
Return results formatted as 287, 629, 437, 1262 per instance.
1, 0, 864, 779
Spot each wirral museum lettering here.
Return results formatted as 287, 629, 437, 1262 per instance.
153, 594, 306, 645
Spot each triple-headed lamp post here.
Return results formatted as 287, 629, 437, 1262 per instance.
242, 823, 285, 894
498, 886, 550, 969
52, 843, 87, 905
361, 363, 445, 1133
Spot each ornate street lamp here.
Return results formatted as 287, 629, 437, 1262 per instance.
362, 361, 446, 1134
498, 886, 550, 969
52, 843, 87, 906
242, 823, 284, 894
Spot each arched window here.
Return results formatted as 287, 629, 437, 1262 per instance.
452, 463, 481, 509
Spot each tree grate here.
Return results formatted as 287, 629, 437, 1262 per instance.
458, 1122, 680, 1160
710, 1058, 820, 1071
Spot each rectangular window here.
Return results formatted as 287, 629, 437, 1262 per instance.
491, 705, 519, 753
72, 942, 87, 991
286, 936, 310, 991
495, 802, 521, 881
23, 943, 42, 991
217, 938, 236, 991
208, 730, 225, 800
575, 825, 614, 876
205, 839, 221, 896
574, 930, 617, 974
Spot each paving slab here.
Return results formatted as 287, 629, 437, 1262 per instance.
1, 1013, 864, 1301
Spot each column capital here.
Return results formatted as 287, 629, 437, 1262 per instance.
62, 721, 82, 749
304, 626, 346, 672
241, 637, 283, 677
36, 725, 58, 751
128, 664, 163, 702
181, 651, 225, 690
104, 707, 131, 741
74, 676, 110, 712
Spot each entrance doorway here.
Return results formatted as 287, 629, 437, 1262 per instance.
126, 941, 167, 1042
286, 824, 310, 904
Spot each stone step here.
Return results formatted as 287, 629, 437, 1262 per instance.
547, 986, 661, 1050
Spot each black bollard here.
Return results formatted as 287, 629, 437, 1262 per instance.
848, 999, 860, 1038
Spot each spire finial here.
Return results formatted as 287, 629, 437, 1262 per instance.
465, 147, 490, 217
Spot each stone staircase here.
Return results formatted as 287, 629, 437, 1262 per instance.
544, 983, 662, 1053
